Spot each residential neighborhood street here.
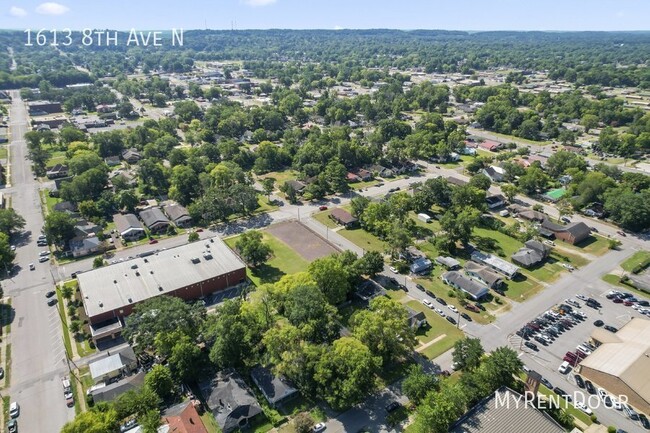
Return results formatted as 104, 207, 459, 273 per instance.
4, 91, 74, 433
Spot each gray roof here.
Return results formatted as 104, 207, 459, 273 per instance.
470, 251, 520, 278
442, 271, 489, 300
89, 346, 136, 380
200, 370, 262, 433
114, 213, 145, 234
139, 207, 170, 228
91, 371, 145, 403
70, 236, 101, 252
436, 256, 460, 269
446, 176, 468, 186
511, 248, 545, 267
250, 366, 298, 406
449, 387, 565, 433
464, 261, 503, 287
410, 257, 433, 273
78, 237, 245, 320
163, 204, 191, 223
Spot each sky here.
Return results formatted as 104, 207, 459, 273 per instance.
2, 0, 649, 31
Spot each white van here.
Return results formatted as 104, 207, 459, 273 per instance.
576, 344, 592, 355
417, 213, 432, 223
558, 361, 571, 374
9, 402, 19, 418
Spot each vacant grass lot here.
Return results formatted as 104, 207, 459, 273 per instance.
564, 234, 611, 257
225, 231, 309, 286
602, 274, 650, 300
337, 227, 386, 253
621, 250, 650, 272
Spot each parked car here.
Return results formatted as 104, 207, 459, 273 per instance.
7, 420, 17, 433
465, 304, 480, 313
574, 374, 585, 388
574, 401, 592, 415
524, 341, 538, 351
585, 380, 596, 394
604, 325, 618, 333
385, 401, 402, 413
593, 319, 604, 327
461, 313, 472, 322
9, 402, 19, 418
389, 266, 398, 274
540, 378, 553, 389
415, 284, 425, 292
558, 361, 571, 374
47, 298, 57, 307
318, 205, 328, 211
447, 305, 458, 314
435, 308, 445, 317
422, 299, 434, 309
446, 316, 457, 325
437, 297, 447, 306
28, 263, 35, 270
149, 239, 158, 244
38, 256, 49, 263
617, 230, 626, 237
553, 387, 571, 402
312, 423, 326, 433
639, 414, 650, 430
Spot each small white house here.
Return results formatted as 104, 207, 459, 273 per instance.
417, 213, 432, 223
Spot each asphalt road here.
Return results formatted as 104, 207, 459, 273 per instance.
3, 91, 74, 433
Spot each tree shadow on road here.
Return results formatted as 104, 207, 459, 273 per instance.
0, 303, 16, 330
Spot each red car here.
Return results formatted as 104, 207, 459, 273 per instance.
319, 205, 328, 211
149, 239, 158, 244
196, 228, 204, 232
613, 297, 623, 304
624, 300, 633, 306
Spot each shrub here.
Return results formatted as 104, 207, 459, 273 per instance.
293, 413, 314, 433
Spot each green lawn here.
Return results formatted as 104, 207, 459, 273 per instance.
200, 411, 223, 433
257, 170, 299, 188
349, 179, 379, 190
565, 235, 611, 257
45, 150, 67, 167
256, 195, 280, 214
602, 274, 650, 300
337, 227, 386, 253
537, 384, 593, 427
472, 227, 523, 257
0, 146, 7, 159
405, 300, 464, 359
621, 250, 650, 272
225, 231, 309, 286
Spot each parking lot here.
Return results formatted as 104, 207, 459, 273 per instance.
510, 286, 650, 431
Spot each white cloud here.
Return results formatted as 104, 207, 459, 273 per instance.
9, 6, 27, 17
242, 0, 277, 7
334, 25, 344, 30
35, 2, 70, 15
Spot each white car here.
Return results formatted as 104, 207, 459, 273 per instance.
312, 423, 326, 433
543, 240, 555, 246
422, 299, 434, 309
9, 402, 19, 418
39, 250, 49, 257
561, 263, 575, 271
576, 294, 587, 301
576, 311, 587, 319
435, 308, 445, 317
29, 263, 35, 270
447, 305, 458, 314
10, 245, 16, 251
389, 266, 398, 274
38, 256, 49, 263
558, 361, 571, 374
574, 401, 592, 415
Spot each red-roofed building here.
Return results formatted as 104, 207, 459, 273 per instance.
479, 140, 503, 152
161, 401, 208, 433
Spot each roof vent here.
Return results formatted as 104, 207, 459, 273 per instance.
98, 301, 103, 307
150, 270, 154, 274
127, 297, 132, 303
113, 280, 117, 284
144, 258, 148, 263
191, 257, 200, 264
135, 271, 140, 276
203, 253, 213, 260
210, 238, 214, 243
158, 286, 163, 292
131, 264, 138, 269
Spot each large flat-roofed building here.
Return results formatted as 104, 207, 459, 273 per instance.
78, 237, 246, 327
577, 317, 650, 415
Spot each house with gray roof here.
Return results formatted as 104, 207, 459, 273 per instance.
410, 257, 433, 274
449, 387, 565, 433
406, 307, 427, 329
114, 213, 146, 241
89, 346, 137, 384
121, 148, 142, 164
464, 261, 503, 289
69, 236, 102, 258
250, 366, 299, 408
511, 240, 551, 268
90, 371, 145, 403
163, 203, 192, 227
442, 271, 489, 301
435, 256, 460, 270
200, 370, 262, 433
139, 207, 171, 234
470, 251, 520, 279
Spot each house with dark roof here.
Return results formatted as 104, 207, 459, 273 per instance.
541, 220, 591, 245
352, 168, 373, 181
69, 236, 102, 258
442, 271, 489, 301
449, 387, 565, 433
121, 148, 142, 164
199, 370, 262, 433
46, 164, 69, 179
104, 156, 121, 166
513, 209, 547, 224
366, 164, 394, 178
329, 208, 358, 228
90, 371, 145, 403
74, 219, 101, 238
139, 208, 171, 234
485, 194, 506, 209
285, 180, 306, 193
53, 200, 77, 214
410, 257, 433, 274
161, 401, 208, 433
464, 261, 504, 289
511, 240, 551, 268
163, 203, 192, 228
406, 307, 427, 329
114, 213, 146, 241
250, 366, 299, 408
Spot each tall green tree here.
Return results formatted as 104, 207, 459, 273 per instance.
402, 364, 439, 405
0, 208, 26, 235
44, 211, 76, 246
452, 338, 485, 371
235, 230, 272, 267
144, 365, 174, 400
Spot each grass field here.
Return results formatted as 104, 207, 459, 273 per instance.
566, 235, 611, 257
0, 146, 7, 159
621, 250, 650, 272
257, 170, 300, 188
337, 227, 386, 253
225, 231, 309, 286
602, 274, 650, 300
